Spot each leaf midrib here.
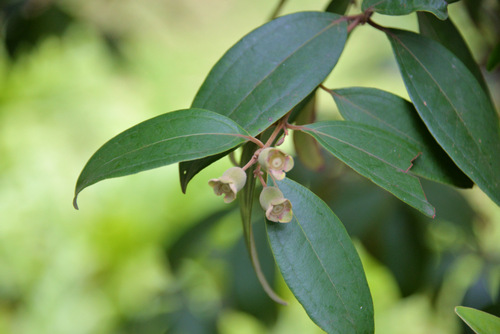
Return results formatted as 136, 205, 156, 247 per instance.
334, 92, 422, 147
390, 32, 494, 186
225, 18, 344, 120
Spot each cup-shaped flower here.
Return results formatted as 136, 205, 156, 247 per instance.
259, 186, 293, 223
258, 147, 294, 180
208, 167, 247, 203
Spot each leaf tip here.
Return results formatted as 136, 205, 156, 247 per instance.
73, 195, 80, 210
179, 164, 189, 194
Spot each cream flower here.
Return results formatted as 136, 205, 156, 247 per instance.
258, 147, 294, 180
208, 167, 247, 203
259, 186, 293, 223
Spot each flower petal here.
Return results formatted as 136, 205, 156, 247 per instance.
283, 155, 294, 172
269, 169, 286, 180
208, 167, 247, 203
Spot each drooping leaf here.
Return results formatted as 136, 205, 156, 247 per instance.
300, 121, 435, 217
292, 94, 325, 171
417, 12, 489, 93
455, 306, 500, 334
387, 29, 500, 206
267, 178, 374, 334
330, 87, 472, 188
73, 109, 249, 208
180, 11, 348, 192
239, 141, 287, 305
240, 141, 258, 251
362, 0, 448, 20
228, 218, 279, 324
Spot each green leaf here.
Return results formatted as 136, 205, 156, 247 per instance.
387, 29, 500, 206
486, 41, 500, 71
455, 306, 500, 334
301, 121, 435, 217
330, 87, 472, 188
267, 178, 374, 334
180, 11, 348, 192
73, 108, 249, 208
239, 141, 287, 305
417, 12, 489, 93
362, 0, 448, 20
239, 142, 258, 252
292, 94, 325, 171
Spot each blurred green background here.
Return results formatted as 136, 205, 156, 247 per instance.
1, 1, 499, 333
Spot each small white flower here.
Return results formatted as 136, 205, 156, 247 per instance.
208, 167, 247, 203
259, 186, 293, 223
258, 147, 294, 180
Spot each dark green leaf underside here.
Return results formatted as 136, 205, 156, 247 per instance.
331, 87, 472, 188
267, 178, 374, 334
302, 121, 435, 217
181, 11, 347, 191
74, 109, 249, 208
388, 29, 500, 206
362, 0, 448, 20
455, 306, 500, 334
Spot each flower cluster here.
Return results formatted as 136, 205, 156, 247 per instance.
208, 147, 294, 223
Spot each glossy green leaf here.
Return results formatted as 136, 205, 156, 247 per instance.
73, 109, 249, 208
267, 178, 374, 334
417, 12, 488, 93
180, 11, 347, 192
455, 306, 500, 334
487, 41, 500, 71
301, 121, 435, 217
388, 29, 500, 206
362, 0, 448, 20
331, 87, 472, 188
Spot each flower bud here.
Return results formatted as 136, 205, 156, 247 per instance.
258, 147, 294, 180
259, 186, 293, 223
208, 167, 247, 203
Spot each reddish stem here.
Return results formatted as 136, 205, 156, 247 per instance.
242, 149, 262, 171
366, 18, 388, 32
